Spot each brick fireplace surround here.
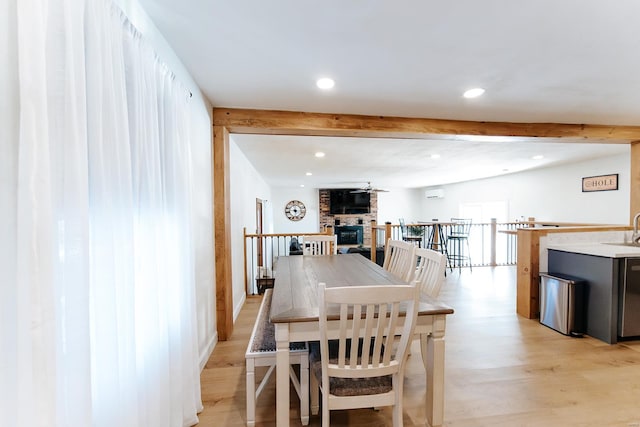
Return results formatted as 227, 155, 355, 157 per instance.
318, 189, 377, 246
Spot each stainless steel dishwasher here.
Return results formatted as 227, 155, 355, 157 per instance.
619, 258, 640, 337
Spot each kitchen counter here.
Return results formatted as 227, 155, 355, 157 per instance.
544, 231, 638, 344
546, 242, 640, 258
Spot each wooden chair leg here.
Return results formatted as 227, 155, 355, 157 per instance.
310, 371, 319, 416
322, 394, 330, 427
393, 376, 404, 427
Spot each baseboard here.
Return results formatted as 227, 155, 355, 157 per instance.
199, 331, 218, 372
198, 292, 246, 372
234, 292, 247, 322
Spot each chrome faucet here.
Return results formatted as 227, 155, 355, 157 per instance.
633, 212, 640, 244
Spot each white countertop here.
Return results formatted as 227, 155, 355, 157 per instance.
547, 242, 640, 258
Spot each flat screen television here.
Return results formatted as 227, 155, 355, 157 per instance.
329, 189, 371, 214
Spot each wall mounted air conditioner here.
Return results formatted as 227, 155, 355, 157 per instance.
425, 189, 445, 199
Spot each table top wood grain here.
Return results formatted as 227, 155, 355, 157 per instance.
270, 254, 454, 323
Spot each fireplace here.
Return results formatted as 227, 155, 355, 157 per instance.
335, 225, 363, 245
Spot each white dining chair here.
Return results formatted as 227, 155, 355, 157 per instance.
302, 234, 338, 256
411, 247, 447, 298
382, 239, 416, 281
310, 282, 419, 427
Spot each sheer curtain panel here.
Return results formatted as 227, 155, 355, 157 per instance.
2, 0, 202, 426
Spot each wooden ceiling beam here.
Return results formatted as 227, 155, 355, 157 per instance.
213, 107, 640, 144
213, 106, 640, 339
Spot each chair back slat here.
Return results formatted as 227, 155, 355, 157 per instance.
361, 304, 375, 364
337, 303, 348, 367
383, 301, 401, 365
372, 303, 386, 368
348, 304, 362, 369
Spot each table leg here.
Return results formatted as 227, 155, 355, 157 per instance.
275, 323, 290, 427
420, 315, 446, 427
433, 225, 440, 251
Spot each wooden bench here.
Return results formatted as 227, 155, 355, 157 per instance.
245, 289, 309, 426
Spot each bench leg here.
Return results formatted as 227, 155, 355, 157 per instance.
246, 358, 256, 427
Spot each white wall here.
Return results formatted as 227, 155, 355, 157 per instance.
116, 0, 216, 367
419, 153, 630, 225
376, 188, 424, 224
230, 137, 272, 312
271, 187, 320, 233
270, 187, 427, 232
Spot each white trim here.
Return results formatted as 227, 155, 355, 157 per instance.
199, 331, 218, 372
234, 292, 247, 322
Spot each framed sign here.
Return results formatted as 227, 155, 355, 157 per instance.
582, 174, 618, 192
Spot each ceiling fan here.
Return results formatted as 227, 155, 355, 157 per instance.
350, 182, 389, 194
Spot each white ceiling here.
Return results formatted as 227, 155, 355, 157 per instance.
231, 134, 628, 189
138, 0, 638, 188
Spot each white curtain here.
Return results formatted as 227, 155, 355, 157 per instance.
1, 0, 202, 426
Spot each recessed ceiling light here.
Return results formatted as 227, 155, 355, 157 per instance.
532, 155, 544, 160
463, 88, 485, 98
300, 184, 305, 188
315, 152, 325, 158
316, 78, 335, 90
430, 154, 441, 159
306, 172, 313, 176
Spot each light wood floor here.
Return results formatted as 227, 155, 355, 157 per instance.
197, 266, 640, 426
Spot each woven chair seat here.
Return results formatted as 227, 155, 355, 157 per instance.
309, 341, 391, 397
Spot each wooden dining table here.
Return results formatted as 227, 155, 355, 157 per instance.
270, 253, 454, 427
